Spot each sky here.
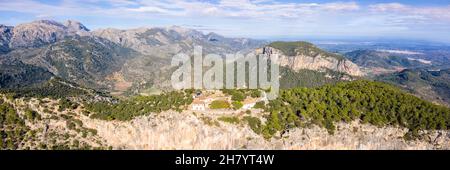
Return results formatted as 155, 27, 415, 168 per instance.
1, 0, 450, 43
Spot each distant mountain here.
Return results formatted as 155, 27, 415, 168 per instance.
379, 68, 450, 107
344, 50, 432, 76
256, 41, 363, 77
0, 25, 13, 54
0, 20, 268, 95
92, 25, 267, 94
0, 57, 110, 100
7, 20, 90, 49
93, 26, 266, 55
3, 35, 136, 90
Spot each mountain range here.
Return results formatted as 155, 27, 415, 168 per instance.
0, 20, 365, 96
379, 68, 450, 107
2, 20, 449, 108
1, 19, 450, 150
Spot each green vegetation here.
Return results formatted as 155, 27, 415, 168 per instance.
0, 60, 53, 89
250, 90, 262, 98
86, 91, 193, 121
269, 41, 345, 60
379, 68, 450, 107
218, 116, 240, 124
221, 89, 262, 102
209, 100, 231, 109
344, 50, 430, 71
222, 89, 245, 102
0, 101, 28, 149
24, 108, 40, 121
200, 116, 220, 127
232, 101, 243, 110
280, 67, 352, 89
58, 99, 78, 112
254, 101, 266, 109
243, 116, 262, 134
258, 80, 450, 139
0, 77, 99, 99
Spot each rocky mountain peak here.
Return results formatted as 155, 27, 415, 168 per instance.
7, 19, 91, 49
0, 24, 14, 53
32, 20, 66, 28
64, 20, 90, 32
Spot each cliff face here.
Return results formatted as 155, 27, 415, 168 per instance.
82, 111, 450, 150
0, 25, 13, 53
258, 45, 364, 77
8, 20, 90, 49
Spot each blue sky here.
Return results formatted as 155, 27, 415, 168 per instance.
1, 0, 450, 43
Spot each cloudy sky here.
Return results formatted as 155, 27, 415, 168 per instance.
1, 0, 450, 42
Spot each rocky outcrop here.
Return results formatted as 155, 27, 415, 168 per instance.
82, 111, 449, 150
0, 24, 13, 53
258, 45, 364, 77
93, 26, 266, 55
64, 20, 90, 36
8, 20, 89, 49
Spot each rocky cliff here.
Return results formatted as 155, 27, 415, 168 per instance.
0, 25, 13, 53
8, 20, 89, 49
82, 111, 449, 150
258, 42, 363, 77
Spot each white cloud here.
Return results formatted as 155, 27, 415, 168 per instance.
0, 0, 362, 19
369, 3, 408, 12
321, 2, 360, 11
369, 3, 450, 20
1, 0, 450, 42
127, 6, 169, 13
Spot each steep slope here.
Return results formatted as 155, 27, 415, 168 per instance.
6, 36, 136, 90
345, 50, 431, 75
64, 20, 90, 35
279, 67, 354, 89
93, 26, 266, 94
379, 69, 450, 107
258, 41, 363, 77
93, 26, 266, 55
9, 20, 89, 49
0, 58, 54, 88
79, 81, 450, 149
0, 25, 13, 54
2, 20, 267, 95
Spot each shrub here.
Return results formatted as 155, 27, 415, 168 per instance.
218, 116, 240, 124
243, 116, 262, 134
232, 101, 243, 110
210, 100, 231, 109
254, 101, 266, 109
24, 108, 40, 121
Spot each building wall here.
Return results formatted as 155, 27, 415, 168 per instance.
192, 104, 206, 111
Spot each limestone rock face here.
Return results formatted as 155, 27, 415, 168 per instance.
258, 46, 364, 77
0, 24, 13, 53
82, 111, 450, 150
64, 20, 90, 36
9, 20, 89, 49
93, 26, 266, 55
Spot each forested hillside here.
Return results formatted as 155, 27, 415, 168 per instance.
379, 68, 450, 107
259, 80, 450, 139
